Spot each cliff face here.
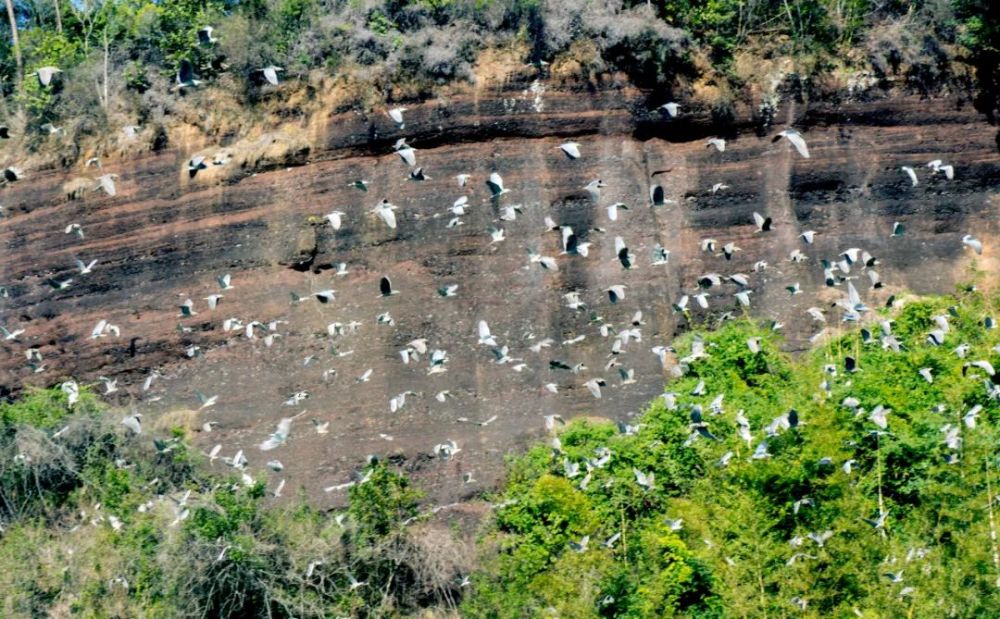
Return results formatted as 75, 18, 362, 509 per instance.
1, 81, 998, 504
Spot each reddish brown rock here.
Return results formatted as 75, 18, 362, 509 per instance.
1, 83, 997, 504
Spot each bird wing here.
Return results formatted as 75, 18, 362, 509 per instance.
260, 417, 294, 450
784, 132, 810, 158
259, 436, 281, 451
397, 147, 416, 167
122, 416, 141, 434
487, 172, 504, 195
696, 426, 718, 441
101, 176, 117, 195
847, 281, 862, 308
585, 380, 602, 398
377, 207, 397, 229
179, 59, 195, 84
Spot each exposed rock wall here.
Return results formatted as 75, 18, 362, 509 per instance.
1, 82, 998, 504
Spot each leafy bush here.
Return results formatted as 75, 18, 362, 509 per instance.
0, 389, 457, 617
467, 292, 1000, 617
1, 0, 991, 165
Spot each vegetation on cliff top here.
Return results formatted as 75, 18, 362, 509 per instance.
3, 290, 1000, 617
0, 0, 997, 167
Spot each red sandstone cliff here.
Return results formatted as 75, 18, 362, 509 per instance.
1, 82, 998, 503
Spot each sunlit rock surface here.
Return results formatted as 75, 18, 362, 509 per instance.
1, 82, 998, 503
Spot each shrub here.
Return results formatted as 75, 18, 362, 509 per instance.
467, 292, 1000, 616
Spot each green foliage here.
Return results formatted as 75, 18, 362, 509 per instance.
4, 293, 1000, 617
469, 293, 1000, 617
0, 386, 79, 429
0, 391, 450, 617
151, 0, 228, 66
954, 0, 1000, 118
188, 481, 266, 541
348, 461, 421, 542
367, 9, 396, 37
0, 0, 990, 146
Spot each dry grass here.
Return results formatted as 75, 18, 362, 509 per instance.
183, 126, 311, 186
472, 41, 532, 90
318, 69, 386, 114
549, 39, 603, 84
150, 407, 200, 435
62, 177, 93, 200
689, 78, 735, 114
732, 53, 794, 97
408, 524, 476, 586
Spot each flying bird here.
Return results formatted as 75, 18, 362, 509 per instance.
486, 172, 509, 198
927, 159, 954, 179
633, 468, 655, 490
379, 276, 399, 297
324, 210, 345, 230
649, 184, 669, 206
197, 25, 218, 45
606, 285, 626, 304
962, 234, 982, 255
260, 412, 304, 451
396, 145, 417, 167
583, 179, 607, 201
173, 59, 201, 90
657, 102, 680, 117
188, 155, 207, 177
33, 66, 62, 86
95, 174, 119, 196
372, 200, 398, 229
607, 202, 628, 221
388, 107, 407, 128
584, 378, 606, 399
558, 142, 581, 159
478, 320, 497, 346
122, 413, 142, 435
772, 128, 810, 158
260, 65, 284, 85
75, 258, 98, 275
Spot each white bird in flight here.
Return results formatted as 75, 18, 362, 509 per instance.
372, 200, 398, 229
558, 142, 581, 159
772, 128, 810, 158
